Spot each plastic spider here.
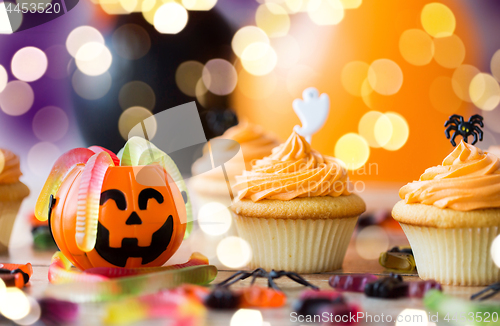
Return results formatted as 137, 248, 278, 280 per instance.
444, 114, 484, 146
217, 268, 319, 291
471, 282, 500, 301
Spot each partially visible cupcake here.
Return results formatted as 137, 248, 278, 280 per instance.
231, 131, 366, 273
191, 121, 279, 197
393, 141, 500, 285
0, 149, 30, 253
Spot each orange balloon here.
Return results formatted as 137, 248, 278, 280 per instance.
232, 0, 481, 182
51, 165, 186, 270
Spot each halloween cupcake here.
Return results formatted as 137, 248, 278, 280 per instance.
231, 131, 366, 273
392, 140, 500, 285
0, 149, 30, 253
190, 121, 279, 198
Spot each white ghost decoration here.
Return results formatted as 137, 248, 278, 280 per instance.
293, 87, 330, 144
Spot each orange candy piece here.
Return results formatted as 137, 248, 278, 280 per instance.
238, 286, 286, 308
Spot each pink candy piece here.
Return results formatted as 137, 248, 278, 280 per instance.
329, 274, 378, 293
408, 280, 442, 298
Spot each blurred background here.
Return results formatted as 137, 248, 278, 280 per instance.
1, 0, 500, 266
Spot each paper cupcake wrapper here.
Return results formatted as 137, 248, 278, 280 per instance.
233, 215, 358, 273
0, 200, 23, 253
400, 223, 500, 286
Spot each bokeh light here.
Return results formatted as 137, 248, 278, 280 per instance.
11, 47, 48, 82
176, 61, 204, 97
307, 0, 344, 26
255, 3, 290, 38
420, 3, 456, 38
202, 59, 238, 96
32, 106, 69, 142
27, 142, 61, 177
452, 64, 480, 102
45, 45, 72, 80
142, 0, 161, 24
118, 106, 156, 140
433, 35, 465, 69
358, 111, 392, 148
75, 42, 112, 76
112, 24, 151, 60
334, 133, 370, 170
368, 59, 403, 96
195, 78, 209, 108
491, 235, 500, 268
72, 70, 112, 100
216, 236, 252, 268
286, 64, 317, 97
14, 297, 41, 326
198, 202, 232, 236
399, 29, 434, 66
232, 26, 270, 58
469, 73, 500, 111
340, 0, 361, 9
341, 61, 369, 97
118, 81, 156, 111
382, 112, 409, 151
238, 69, 277, 100
154, 3, 188, 34
119, 0, 138, 13
285, 0, 303, 13
241, 42, 278, 76
0, 65, 7, 93
0, 81, 34, 116
491, 49, 500, 82
430, 76, 462, 114
396, 309, 428, 326
66, 26, 105, 57
182, 0, 217, 11
355, 225, 389, 260
271, 35, 300, 69
0, 287, 30, 320
230, 309, 263, 326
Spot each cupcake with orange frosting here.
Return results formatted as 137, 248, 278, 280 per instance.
191, 121, 279, 197
393, 140, 500, 285
231, 131, 366, 273
0, 149, 30, 253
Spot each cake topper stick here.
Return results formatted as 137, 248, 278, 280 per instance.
293, 87, 330, 144
444, 114, 484, 146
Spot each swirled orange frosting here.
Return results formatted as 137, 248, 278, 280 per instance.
399, 140, 500, 211
0, 149, 23, 184
233, 131, 351, 202
192, 121, 279, 176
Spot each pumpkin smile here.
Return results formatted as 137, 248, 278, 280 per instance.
94, 214, 174, 267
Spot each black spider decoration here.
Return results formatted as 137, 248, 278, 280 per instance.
471, 282, 500, 301
216, 268, 319, 291
444, 114, 484, 146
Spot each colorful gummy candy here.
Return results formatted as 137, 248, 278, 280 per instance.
0, 263, 32, 288
424, 290, 500, 326
104, 287, 207, 325
293, 290, 360, 325
329, 274, 378, 292
239, 286, 287, 308
45, 263, 217, 302
329, 273, 442, 299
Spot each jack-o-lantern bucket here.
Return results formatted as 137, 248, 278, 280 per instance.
35, 138, 191, 270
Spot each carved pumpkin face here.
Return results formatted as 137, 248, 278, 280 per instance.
50, 165, 186, 270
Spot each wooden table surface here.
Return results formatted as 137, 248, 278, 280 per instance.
1, 237, 498, 326
2, 186, 499, 326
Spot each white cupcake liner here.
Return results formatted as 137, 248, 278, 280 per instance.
400, 223, 500, 286
233, 215, 358, 273
0, 200, 23, 253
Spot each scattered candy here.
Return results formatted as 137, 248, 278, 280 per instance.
239, 286, 286, 308
408, 280, 442, 298
379, 246, 416, 272
293, 290, 360, 326
205, 287, 241, 310
39, 298, 79, 325
0, 263, 32, 288
364, 273, 408, 299
45, 263, 217, 302
48, 252, 108, 284
329, 274, 378, 293
425, 290, 500, 326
